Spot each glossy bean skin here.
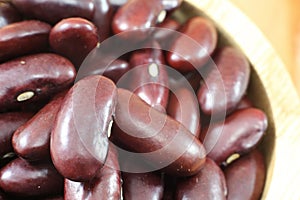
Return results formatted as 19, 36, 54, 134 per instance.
224, 150, 265, 200
167, 87, 201, 137
175, 158, 227, 200
93, 0, 114, 42
49, 17, 99, 68
153, 18, 180, 48
0, 158, 63, 197
129, 43, 169, 111
113, 89, 206, 176
197, 47, 250, 115
112, 0, 164, 40
0, 2, 22, 28
0, 53, 76, 111
200, 108, 268, 165
64, 145, 121, 200
0, 112, 33, 158
11, 0, 94, 24
161, 0, 183, 10
12, 92, 66, 161
0, 20, 51, 62
51, 75, 117, 181
167, 16, 217, 72
122, 172, 164, 200
77, 55, 130, 83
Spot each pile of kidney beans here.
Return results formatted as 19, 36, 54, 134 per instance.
0, 0, 268, 199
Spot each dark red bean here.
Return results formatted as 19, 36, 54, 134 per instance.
0, 2, 22, 28
167, 87, 201, 137
112, 0, 164, 40
0, 158, 63, 197
224, 150, 265, 200
49, 17, 99, 68
93, 0, 114, 42
0, 20, 51, 62
236, 95, 253, 110
200, 108, 268, 165
128, 42, 169, 111
161, 0, 183, 10
153, 18, 180, 48
197, 47, 250, 115
0, 112, 33, 158
77, 53, 130, 83
11, 0, 95, 24
64, 145, 121, 200
167, 16, 217, 72
122, 172, 164, 200
0, 53, 76, 111
113, 88, 206, 176
175, 158, 227, 200
12, 92, 66, 161
51, 75, 117, 181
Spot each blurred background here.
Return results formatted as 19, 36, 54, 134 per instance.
229, 0, 300, 96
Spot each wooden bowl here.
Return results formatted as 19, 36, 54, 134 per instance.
179, 0, 300, 199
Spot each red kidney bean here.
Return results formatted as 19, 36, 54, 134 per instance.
0, 158, 63, 197
49, 17, 99, 68
236, 95, 253, 110
0, 112, 33, 158
12, 92, 66, 161
0, 2, 22, 28
224, 149, 265, 200
93, 0, 114, 42
77, 53, 130, 83
161, 0, 183, 10
51, 75, 117, 181
122, 172, 164, 200
11, 0, 95, 24
200, 108, 268, 165
129, 42, 169, 111
64, 145, 121, 200
197, 47, 250, 115
153, 18, 180, 48
112, 0, 164, 40
0, 20, 51, 62
0, 53, 76, 111
113, 88, 206, 176
167, 87, 201, 137
167, 16, 217, 72
175, 158, 227, 200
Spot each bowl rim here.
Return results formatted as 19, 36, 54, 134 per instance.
185, 0, 300, 199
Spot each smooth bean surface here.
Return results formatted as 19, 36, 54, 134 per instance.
224, 150, 265, 200
0, 2, 21, 28
113, 88, 206, 176
0, 20, 51, 62
12, 92, 66, 161
11, 0, 94, 24
128, 43, 169, 111
200, 108, 268, 165
0, 112, 33, 158
50, 17, 98, 68
197, 47, 250, 115
175, 158, 227, 200
51, 75, 117, 181
167, 87, 201, 137
112, 0, 164, 39
64, 145, 121, 200
167, 16, 217, 72
0, 53, 76, 111
0, 158, 63, 197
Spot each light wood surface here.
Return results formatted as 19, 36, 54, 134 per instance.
185, 0, 300, 199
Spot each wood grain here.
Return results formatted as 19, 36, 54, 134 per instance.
184, 0, 300, 199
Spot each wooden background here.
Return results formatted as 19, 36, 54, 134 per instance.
229, 0, 300, 95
